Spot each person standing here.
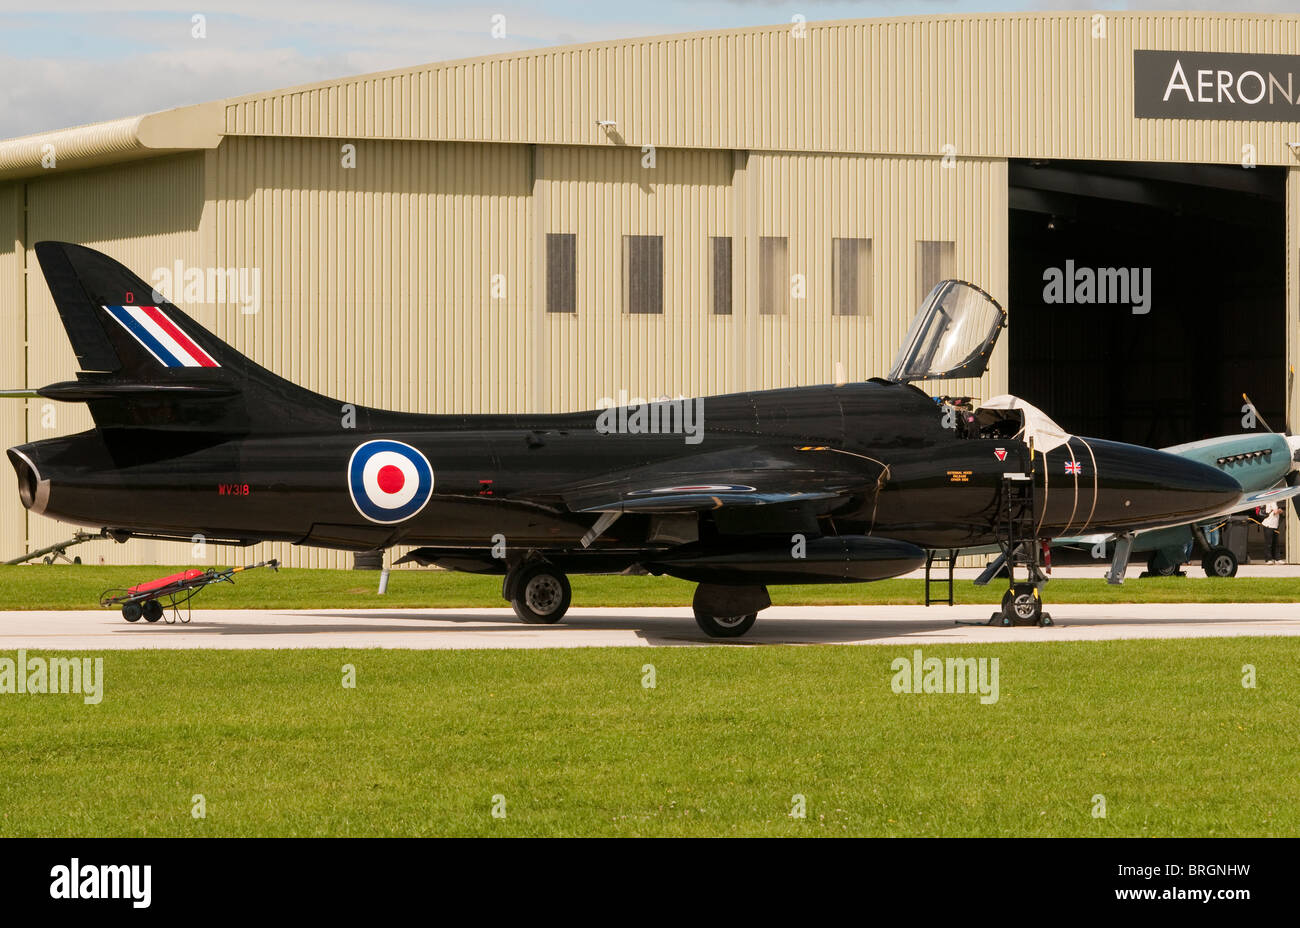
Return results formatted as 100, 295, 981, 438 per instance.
1262, 501, 1283, 563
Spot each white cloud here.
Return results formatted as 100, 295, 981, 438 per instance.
0, 50, 333, 138
0, 2, 685, 138
10, 0, 1300, 139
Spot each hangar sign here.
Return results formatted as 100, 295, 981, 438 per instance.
1135, 50, 1300, 121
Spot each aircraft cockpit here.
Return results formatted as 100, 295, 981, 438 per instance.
884, 280, 1071, 451
924, 393, 1071, 450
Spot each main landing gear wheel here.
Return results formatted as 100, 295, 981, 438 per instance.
511, 564, 572, 624
142, 600, 164, 623
693, 608, 757, 638
999, 583, 1042, 627
1146, 552, 1180, 577
1201, 547, 1239, 578
122, 602, 142, 623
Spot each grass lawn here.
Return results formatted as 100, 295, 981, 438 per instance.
1, 564, 1300, 610
0, 639, 1292, 836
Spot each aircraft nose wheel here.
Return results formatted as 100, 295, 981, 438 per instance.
693, 608, 757, 638
996, 583, 1047, 627
510, 564, 572, 624
122, 602, 142, 622
141, 600, 164, 623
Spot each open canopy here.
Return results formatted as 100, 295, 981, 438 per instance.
886, 280, 1006, 383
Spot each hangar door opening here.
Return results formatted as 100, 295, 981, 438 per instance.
1008, 159, 1286, 449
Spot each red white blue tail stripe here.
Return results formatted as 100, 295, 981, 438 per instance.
102, 305, 219, 368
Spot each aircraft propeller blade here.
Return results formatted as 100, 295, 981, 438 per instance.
1242, 391, 1277, 435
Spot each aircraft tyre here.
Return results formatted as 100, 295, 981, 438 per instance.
1201, 547, 1239, 578
511, 564, 572, 624
122, 602, 142, 622
1146, 552, 1180, 576
1000, 584, 1041, 627
142, 600, 164, 623
693, 608, 757, 638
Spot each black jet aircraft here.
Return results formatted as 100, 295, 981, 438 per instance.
6, 243, 1245, 635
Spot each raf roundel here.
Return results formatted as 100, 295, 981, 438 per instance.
347, 440, 435, 524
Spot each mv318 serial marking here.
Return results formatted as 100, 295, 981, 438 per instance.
5, 243, 1248, 635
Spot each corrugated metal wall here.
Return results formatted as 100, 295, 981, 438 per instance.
0, 183, 24, 559
207, 136, 532, 567
22, 155, 205, 566
535, 144, 734, 409
532, 146, 1005, 414
207, 137, 532, 416
1288, 167, 1299, 562
223, 13, 1300, 167
741, 153, 1007, 401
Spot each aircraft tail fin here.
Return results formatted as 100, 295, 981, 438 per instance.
32, 242, 336, 433
38, 241, 254, 379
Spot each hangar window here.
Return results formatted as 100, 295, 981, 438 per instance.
759, 236, 788, 315
546, 233, 576, 314
832, 237, 872, 317
915, 240, 955, 310
711, 236, 732, 315
623, 234, 664, 315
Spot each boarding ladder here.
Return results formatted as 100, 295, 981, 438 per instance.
973, 471, 1049, 589
924, 548, 958, 606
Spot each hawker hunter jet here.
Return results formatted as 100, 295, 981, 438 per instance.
5, 243, 1251, 635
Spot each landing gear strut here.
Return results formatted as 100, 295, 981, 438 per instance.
973, 473, 1054, 628
504, 561, 572, 624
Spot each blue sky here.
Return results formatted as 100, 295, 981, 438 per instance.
1, 0, 1297, 139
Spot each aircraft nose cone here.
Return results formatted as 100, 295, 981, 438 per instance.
1081, 438, 1241, 531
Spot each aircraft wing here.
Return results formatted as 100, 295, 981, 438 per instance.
1235, 484, 1300, 509
550, 446, 883, 515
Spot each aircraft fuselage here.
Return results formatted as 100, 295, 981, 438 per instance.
10, 380, 1241, 569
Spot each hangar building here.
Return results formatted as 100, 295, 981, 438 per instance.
1, 10, 1298, 567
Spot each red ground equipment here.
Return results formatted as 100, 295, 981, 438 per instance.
99, 559, 279, 624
